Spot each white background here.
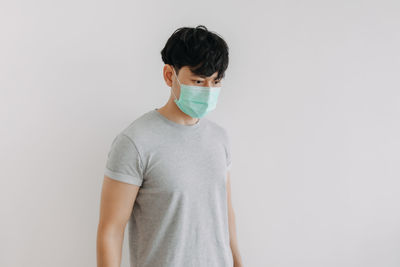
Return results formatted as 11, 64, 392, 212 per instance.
1, 0, 400, 266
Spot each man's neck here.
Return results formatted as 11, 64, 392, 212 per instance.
157, 100, 200, 126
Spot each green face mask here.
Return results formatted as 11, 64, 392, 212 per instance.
171, 68, 221, 118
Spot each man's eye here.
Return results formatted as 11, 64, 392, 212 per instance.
192, 79, 220, 85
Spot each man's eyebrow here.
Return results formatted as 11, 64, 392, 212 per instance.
191, 74, 220, 80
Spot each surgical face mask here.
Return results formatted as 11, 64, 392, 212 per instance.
171, 68, 221, 118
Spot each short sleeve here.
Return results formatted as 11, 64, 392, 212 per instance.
104, 134, 144, 186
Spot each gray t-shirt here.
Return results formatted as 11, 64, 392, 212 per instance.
104, 108, 233, 267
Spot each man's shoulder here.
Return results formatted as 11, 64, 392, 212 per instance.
118, 109, 157, 140
203, 117, 229, 139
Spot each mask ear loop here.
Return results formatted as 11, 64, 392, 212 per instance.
171, 68, 180, 101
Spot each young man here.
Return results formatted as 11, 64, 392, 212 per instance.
97, 25, 243, 267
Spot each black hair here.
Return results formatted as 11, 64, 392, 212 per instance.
160, 25, 229, 81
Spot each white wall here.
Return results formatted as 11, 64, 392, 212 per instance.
1, 0, 399, 266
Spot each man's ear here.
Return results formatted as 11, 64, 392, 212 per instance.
163, 64, 174, 87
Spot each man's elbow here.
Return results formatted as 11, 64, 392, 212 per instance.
97, 221, 126, 239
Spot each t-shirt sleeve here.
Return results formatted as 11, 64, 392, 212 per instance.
104, 133, 144, 186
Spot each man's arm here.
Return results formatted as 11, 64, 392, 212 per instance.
97, 176, 140, 267
227, 171, 244, 267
